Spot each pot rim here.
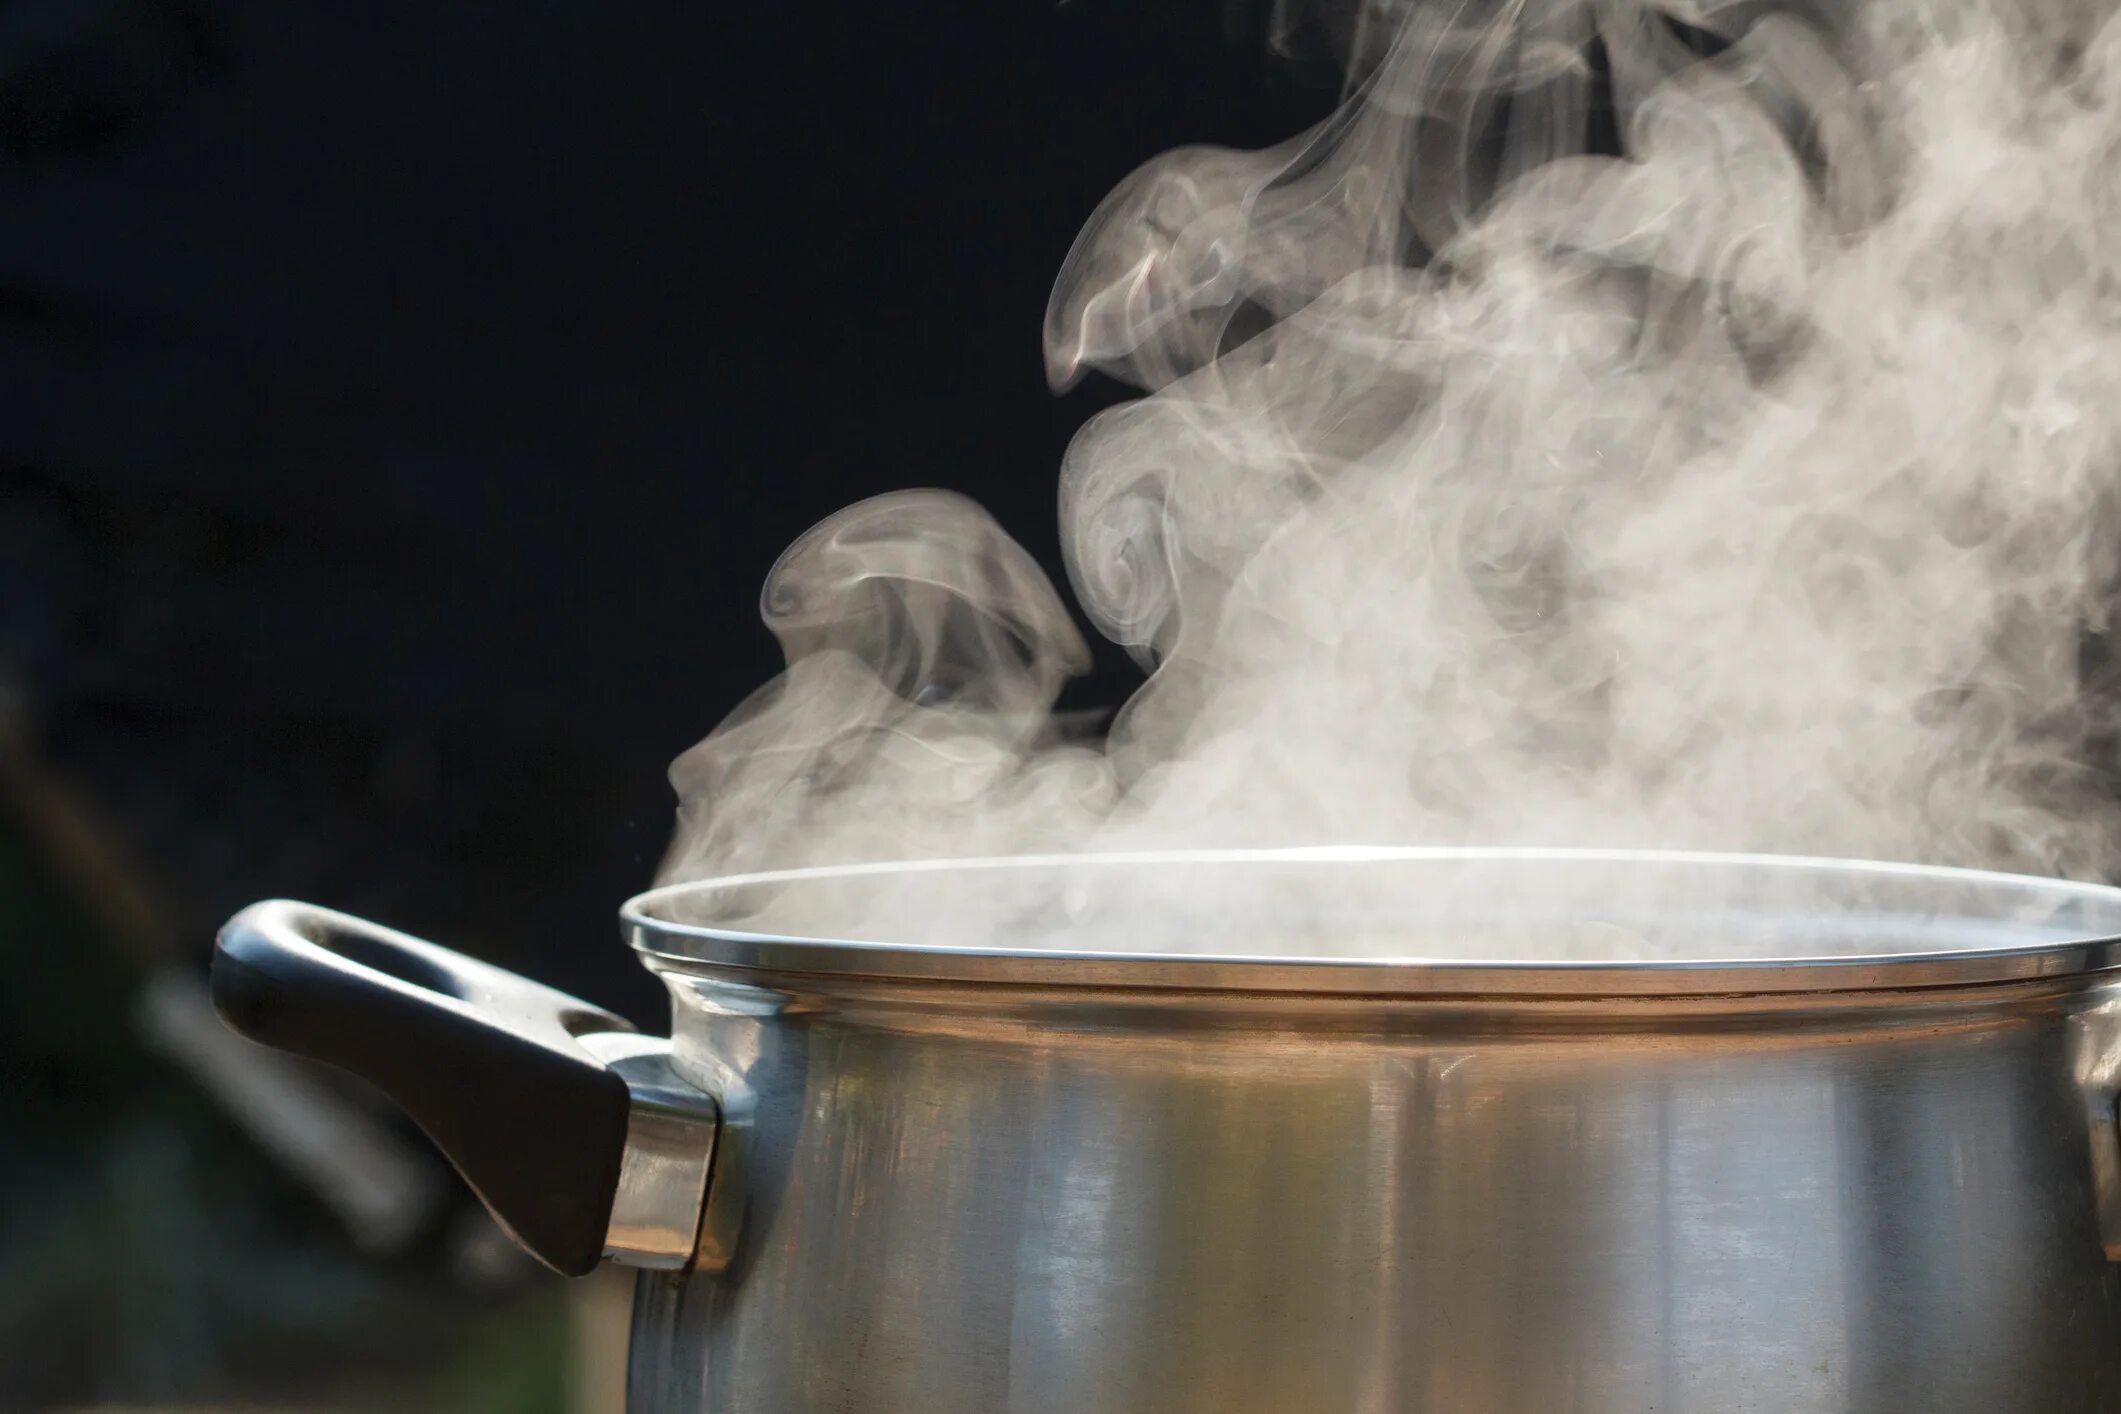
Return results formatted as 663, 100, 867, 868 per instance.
620, 846, 2121, 997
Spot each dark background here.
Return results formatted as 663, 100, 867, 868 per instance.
0, 1, 1339, 1407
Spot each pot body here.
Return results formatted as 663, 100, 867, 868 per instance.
626, 966, 2121, 1413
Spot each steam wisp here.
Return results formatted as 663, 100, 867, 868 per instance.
660, 0, 2121, 956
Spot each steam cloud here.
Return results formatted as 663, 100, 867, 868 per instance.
659, 0, 2121, 947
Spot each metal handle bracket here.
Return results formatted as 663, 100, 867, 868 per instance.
582, 1033, 720, 1269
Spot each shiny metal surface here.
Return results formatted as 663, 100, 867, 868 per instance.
622, 847, 2121, 994
579, 1034, 720, 1271
614, 853, 2121, 1412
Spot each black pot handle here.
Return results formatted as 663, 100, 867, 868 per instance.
212, 899, 645, 1276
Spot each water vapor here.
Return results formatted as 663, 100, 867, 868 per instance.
660, 0, 2121, 952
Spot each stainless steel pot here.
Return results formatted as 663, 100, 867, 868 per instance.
212, 848, 2121, 1412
